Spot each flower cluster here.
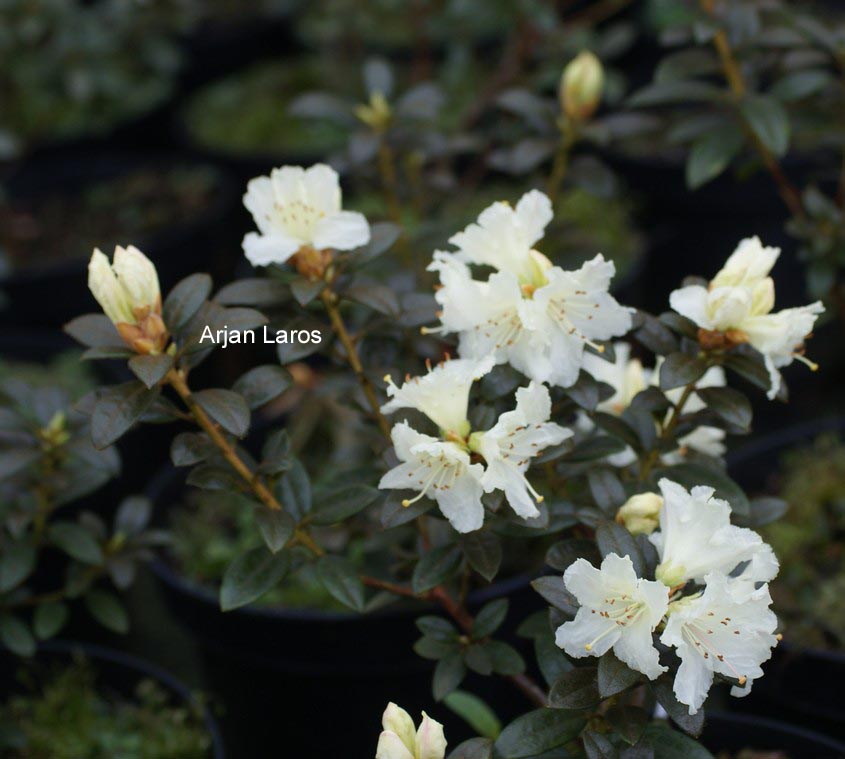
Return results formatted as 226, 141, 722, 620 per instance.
425, 190, 632, 388
556, 478, 780, 714
379, 357, 571, 533
670, 236, 823, 399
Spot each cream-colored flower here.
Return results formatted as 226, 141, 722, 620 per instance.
242, 163, 370, 268
87, 246, 167, 355
616, 492, 663, 536
670, 236, 823, 399
376, 703, 447, 759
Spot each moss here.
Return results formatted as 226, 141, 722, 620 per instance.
764, 434, 845, 649
0, 659, 211, 758
182, 59, 350, 158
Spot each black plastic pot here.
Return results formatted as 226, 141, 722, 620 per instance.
727, 418, 845, 741
1, 148, 240, 331
147, 464, 541, 757
0, 640, 225, 759
703, 712, 845, 757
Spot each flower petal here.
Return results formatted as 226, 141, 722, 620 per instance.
313, 210, 371, 251
242, 231, 302, 267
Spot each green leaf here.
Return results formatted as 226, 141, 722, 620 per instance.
64, 314, 125, 349
531, 576, 578, 615
653, 462, 749, 517
642, 723, 714, 758
317, 555, 365, 612
462, 532, 502, 582
659, 354, 708, 391
494, 709, 585, 758
345, 280, 400, 315
254, 509, 295, 553
588, 469, 627, 515
48, 522, 104, 565
276, 459, 312, 520
598, 651, 642, 698
290, 277, 325, 307
128, 354, 174, 389
546, 539, 600, 572
770, 69, 832, 102
33, 602, 68, 640
583, 729, 617, 759
192, 389, 250, 438
464, 643, 494, 675
434, 653, 467, 701
412, 545, 461, 594
0, 613, 35, 656
472, 599, 509, 639
414, 635, 460, 660
220, 548, 291, 611
260, 429, 291, 475
0, 448, 40, 481
311, 484, 382, 526
215, 278, 289, 307
628, 80, 723, 107
0, 540, 35, 592
607, 705, 647, 745
534, 629, 573, 688
448, 737, 493, 759
595, 522, 645, 578
92, 381, 160, 449
549, 667, 600, 709
114, 496, 152, 536
416, 615, 459, 641
741, 95, 790, 157
696, 387, 752, 431
488, 641, 525, 676
84, 590, 129, 634
233, 365, 292, 409
650, 678, 705, 737
170, 432, 216, 467
444, 691, 502, 740
686, 126, 743, 189
164, 273, 213, 331
738, 496, 788, 527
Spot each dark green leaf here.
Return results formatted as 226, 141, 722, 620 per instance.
345, 280, 400, 316
311, 484, 382, 526
317, 555, 365, 612
465, 642, 494, 675
170, 432, 216, 467
351, 222, 401, 266
414, 635, 460, 660
463, 532, 502, 582
531, 576, 578, 615
607, 705, 647, 744
488, 641, 526, 676
412, 545, 461, 594
650, 678, 705, 737
434, 653, 467, 701
598, 651, 642, 698
472, 599, 509, 639
0, 540, 35, 592
85, 590, 129, 634
738, 497, 788, 527
588, 469, 627, 515
549, 667, 600, 709
686, 127, 743, 189
696, 387, 752, 431
255, 509, 295, 553
444, 691, 501, 740
192, 389, 250, 437
771, 69, 832, 102
583, 729, 617, 759
290, 277, 325, 307
48, 522, 103, 565
0, 448, 40, 481
448, 737, 493, 759
233, 366, 292, 409
642, 723, 714, 758
628, 80, 723, 107
534, 629, 573, 687
416, 615, 459, 641
0, 614, 35, 656
659, 354, 708, 391
164, 273, 212, 331
741, 95, 790, 157
92, 381, 160, 449
260, 429, 291, 475
114, 496, 152, 536
596, 522, 644, 577
276, 459, 312, 520
128, 354, 174, 389
563, 436, 627, 462
494, 709, 585, 758
33, 602, 68, 640
215, 278, 289, 307
546, 539, 600, 572
64, 314, 125, 349
220, 548, 291, 611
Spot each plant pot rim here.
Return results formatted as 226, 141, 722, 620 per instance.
147, 463, 533, 623
705, 710, 845, 754
3, 639, 225, 759
2, 148, 239, 286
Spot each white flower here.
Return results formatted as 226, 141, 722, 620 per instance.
242, 164, 370, 267
660, 572, 779, 715
376, 703, 447, 759
669, 236, 823, 399
427, 190, 631, 388
555, 553, 669, 679
472, 381, 572, 520
583, 342, 647, 416
378, 422, 485, 533
88, 246, 167, 354
616, 492, 663, 536
650, 479, 778, 588
381, 356, 495, 437
447, 189, 553, 282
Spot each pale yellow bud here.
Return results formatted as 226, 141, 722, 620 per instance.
560, 51, 604, 122
355, 91, 392, 131
616, 492, 663, 536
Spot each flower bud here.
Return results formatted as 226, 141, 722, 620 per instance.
376, 703, 446, 759
616, 492, 663, 536
88, 245, 168, 355
355, 91, 392, 132
560, 51, 604, 122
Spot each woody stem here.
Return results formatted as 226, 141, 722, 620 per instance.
165, 368, 324, 556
